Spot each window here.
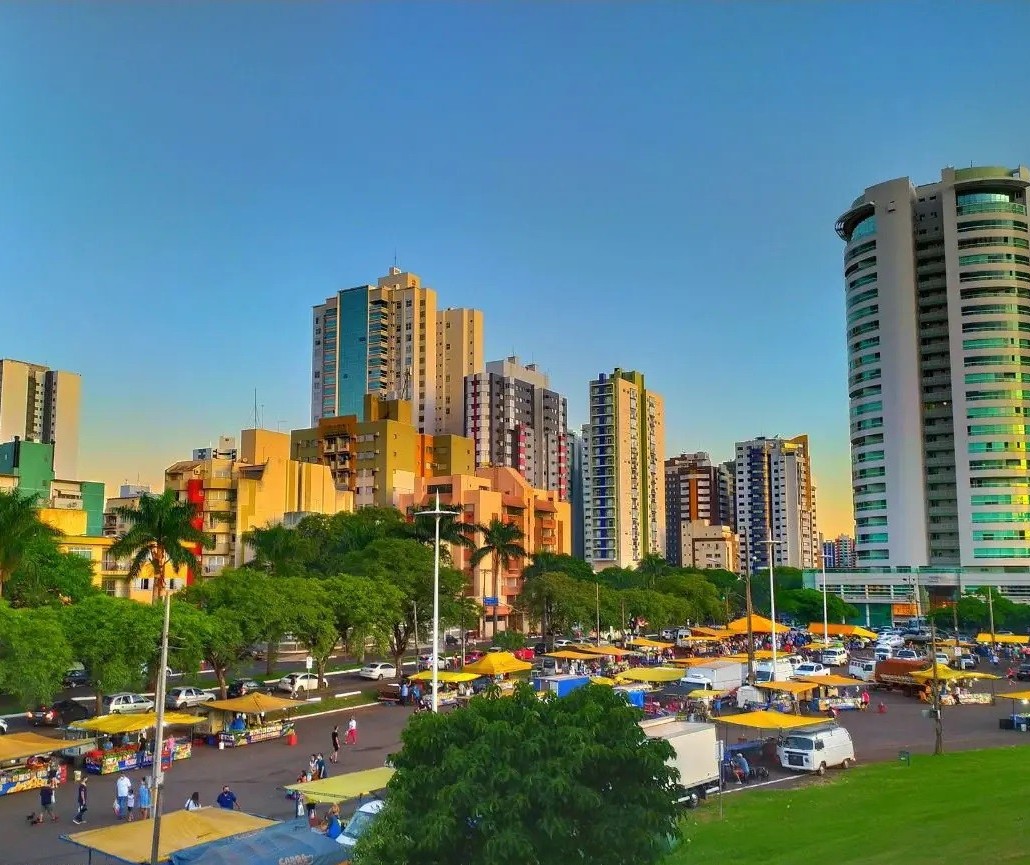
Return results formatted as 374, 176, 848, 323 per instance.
960, 253, 1030, 266
847, 288, 879, 309
974, 547, 1030, 558
67, 547, 93, 560
850, 215, 876, 241
956, 219, 1029, 233
849, 273, 878, 291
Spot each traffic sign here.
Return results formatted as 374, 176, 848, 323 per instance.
305, 656, 313, 671
484, 596, 499, 607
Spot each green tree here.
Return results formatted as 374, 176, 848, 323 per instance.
323, 574, 404, 661
108, 490, 213, 603
0, 490, 59, 598
776, 588, 858, 625
296, 508, 408, 575
0, 604, 73, 705
519, 572, 593, 644
521, 553, 595, 583
4, 537, 97, 607
491, 630, 527, 650
469, 518, 528, 637
595, 566, 639, 590
635, 553, 671, 590
241, 524, 311, 576
401, 507, 477, 563
653, 573, 726, 623
285, 578, 339, 684
354, 683, 682, 865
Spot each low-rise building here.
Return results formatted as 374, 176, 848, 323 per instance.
680, 519, 739, 572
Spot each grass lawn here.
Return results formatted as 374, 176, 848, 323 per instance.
666, 747, 1029, 865
290, 690, 380, 718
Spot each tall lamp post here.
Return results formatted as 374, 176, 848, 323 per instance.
149, 572, 173, 865
820, 547, 830, 646
421, 493, 460, 714
762, 538, 783, 675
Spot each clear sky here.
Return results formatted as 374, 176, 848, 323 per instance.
3, 2, 1030, 538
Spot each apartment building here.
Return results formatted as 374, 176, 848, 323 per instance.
680, 519, 740, 572
821, 534, 857, 569
0, 359, 80, 479
664, 452, 736, 566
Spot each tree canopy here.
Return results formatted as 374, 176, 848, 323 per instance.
0, 603, 73, 704
0, 490, 60, 598
355, 684, 682, 865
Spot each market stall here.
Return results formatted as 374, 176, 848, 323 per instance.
62, 807, 276, 863
975, 633, 1029, 646
199, 693, 305, 748
806, 623, 878, 641
910, 667, 998, 706
406, 670, 479, 705
285, 766, 395, 805
793, 674, 867, 711
726, 615, 790, 635
170, 821, 349, 865
748, 680, 817, 714
614, 667, 684, 684
0, 732, 72, 797
996, 690, 1030, 731
715, 710, 833, 771
73, 712, 200, 775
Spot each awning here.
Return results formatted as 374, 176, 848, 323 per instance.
910, 666, 1000, 683
0, 732, 72, 763
687, 689, 728, 699
720, 650, 775, 661
62, 808, 276, 864
753, 681, 816, 696
407, 670, 479, 683
716, 711, 831, 731
170, 820, 348, 865
689, 627, 730, 638
976, 633, 1029, 645
807, 623, 878, 640
590, 677, 617, 687
72, 712, 202, 735
615, 667, 684, 684
726, 615, 790, 634
571, 644, 639, 657
626, 638, 674, 649
546, 650, 601, 660
204, 693, 306, 714
795, 674, 867, 689
285, 767, 395, 804
997, 690, 1030, 701
462, 652, 532, 676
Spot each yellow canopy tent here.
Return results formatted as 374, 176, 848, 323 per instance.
462, 652, 532, 676
716, 710, 831, 731
726, 615, 790, 634
626, 637, 674, 649
689, 627, 730, 638
0, 732, 72, 763
910, 666, 1000, 683
590, 677, 617, 687
203, 693, 306, 714
64, 808, 275, 863
546, 650, 604, 660
794, 674, 867, 689
753, 681, 816, 696
285, 767, 395, 804
407, 670, 480, 684
807, 623, 878, 640
615, 667, 684, 684
721, 650, 775, 662
571, 644, 639, 657
72, 712, 201, 735
687, 689, 728, 699
669, 657, 721, 667
976, 633, 1029, 645
996, 690, 1030, 702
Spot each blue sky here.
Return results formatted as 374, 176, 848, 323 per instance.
3, 1, 1030, 536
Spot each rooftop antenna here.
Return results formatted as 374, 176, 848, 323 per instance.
393, 248, 398, 269
253, 389, 259, 428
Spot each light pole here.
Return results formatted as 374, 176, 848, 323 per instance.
762, 539, 783, 675
820, 547, 830, 646
421, 493, 460, 713
149, 573, 172, 865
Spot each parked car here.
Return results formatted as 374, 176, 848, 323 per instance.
933, 652, 951, 667
104, 693, 155, 714
553, 639, 574, 648
1017, 664, 1030, 682
895, 649, 921, 661
533, 642, 547, 656
793, 662, 827, 678
877, 634, 905, 648
277, 672, 323, 693
464, 650, 484, 663
358, 663, 397, 681
874, 646, 893, 662
821, 647, 848, 666
338, 800, 385, 851
445, 634, 459, 647
0, 718, 7, 734
63, 668, 90, 688
29, 699, 93, 727
777, 725, 855, 774
227, 679, 262, 698
166, 687, 216, 710
951, 654, 978, 671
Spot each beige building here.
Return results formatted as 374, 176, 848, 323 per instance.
311, 267, 484, 436
681, 519, 739, 572
0, 358, 80, 479
582, 369, 666, 569
164, 428, 353, 574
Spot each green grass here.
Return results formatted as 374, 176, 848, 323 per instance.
665, 748, 1030, 865
289, 690, 379, 718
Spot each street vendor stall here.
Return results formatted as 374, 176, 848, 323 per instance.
806, 623, 878, 641
726, 615, 789, 634
285, 766, 395, 804
747, 680, 817, 713
200, 693, 305, 748
996, 690, 1030, 730
62, 807, 276, 864
615, 667, 684, 684
794, 674, 868, 712
462, 651, 532, 677
406, 670, 479, 705
975, 633, 1029, 645
910, 666, 998, 706
715, 710, 833, 772
0, 732, 72, 797
72, 712, 200, 775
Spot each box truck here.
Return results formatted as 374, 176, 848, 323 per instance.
639, 717, 721, 807
679, 660, 745, 692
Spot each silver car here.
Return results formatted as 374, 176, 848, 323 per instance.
104, 693, 155, 714
166, 686, 216, 710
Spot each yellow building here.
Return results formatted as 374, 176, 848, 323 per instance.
435, 307, 484, 436
680, 519, 740, 573
396, 466, 572, 633
164, 428, 353, 574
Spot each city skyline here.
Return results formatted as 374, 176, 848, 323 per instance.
5, 4, 1030, 539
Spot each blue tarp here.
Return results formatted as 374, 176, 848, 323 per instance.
169, 821, 349, 865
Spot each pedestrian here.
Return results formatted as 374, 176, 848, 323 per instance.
316, 752, 327, 780
345, 716, 357, 746
115, 773, 131, 819
126, 784, 136, 822
138, 777, 152, 820
184, 792, 202, 811
399, 681, 409, 706
330, 726, 340, 763
38, 784, 57, 823
860, 690, 870, 711
216, 785, 240, 810
72, 776, 88, 824
308, 753, 318, 777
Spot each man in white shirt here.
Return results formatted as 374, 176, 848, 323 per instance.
115, 774, 131, 819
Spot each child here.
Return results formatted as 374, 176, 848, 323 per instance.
126, 786, 136, 822
137, 778, 152, 820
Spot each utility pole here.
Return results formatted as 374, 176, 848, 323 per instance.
595, 581, 601, 647
930, 615, 943, 755
743, 569, 755, 686
987, 589, 996, 646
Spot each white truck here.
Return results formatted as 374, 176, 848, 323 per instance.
754, 658, 794, 683
680, 660, 745, 692
640, 717, 721, 807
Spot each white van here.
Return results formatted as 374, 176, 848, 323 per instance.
777, 725, 855, 775
821, 646, 848, 666
848, 659, 876, 682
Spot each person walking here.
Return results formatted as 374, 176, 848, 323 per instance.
125, 784, 136, 822
38, 784, 57, 823
115, 773, 131, 819
330, 726, 340, 763
316, 753, 327, 780
137, 777, 152, 820
72, 776, 88, 825
216, 785, 240, 810
345, 716, 357, 746
184, 792, 202, 811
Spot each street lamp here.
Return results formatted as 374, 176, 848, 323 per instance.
762, 538, 783, 675
820, 547, 830, 646
421, 493, 461, 713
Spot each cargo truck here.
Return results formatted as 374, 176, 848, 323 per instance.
679, 660, 745, 692
873, 658, 926, 695
639, 717, 721, 808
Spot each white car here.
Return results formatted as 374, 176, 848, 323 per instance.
933, 652, 951, 667
165, 687, 216, 710
784, 654, 805, 669
0, 717, 7, 734
276, 672, 323, 694
359, 663, 397, 681
104, 693, 155, 714
895, 649, 920, 661
337, 799, 385, 849
553, 639, 574, 648
793, 662, 828, 678
877, 635, 905, 648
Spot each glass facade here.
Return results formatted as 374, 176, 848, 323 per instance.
337, 288, 371, 417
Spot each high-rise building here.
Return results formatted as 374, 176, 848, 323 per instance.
0, 359, 80, 479
664, 452, 736, 566
735, 435, 819, 573
680, 520, 739, 572
582, 369, 665, 570
821, 534, 857, 570
193, 437, 237, 461
569, 430, 585, 559
836, 165, 1030, 569
464, 356, 569, 499
311, 267, 483, 434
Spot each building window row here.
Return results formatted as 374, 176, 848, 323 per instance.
971, 511, 1030, 522
958, 235, 1030, 250
955, 218, 1028, 234
973, 547, 1030, 558
968, 441, 1028, 453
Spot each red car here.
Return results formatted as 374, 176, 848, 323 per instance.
512, 648, 535, 661
464, 650, 485, 663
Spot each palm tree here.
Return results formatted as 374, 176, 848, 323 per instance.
636, 553, 670, 590
470, 518, 528, 638
108, 490, 213, 603
0, 490, 59, 598
402, 506, 477, 564
242, 524, 310, 576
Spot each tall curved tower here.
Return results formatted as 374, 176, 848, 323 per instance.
836, 165, 1030, 569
